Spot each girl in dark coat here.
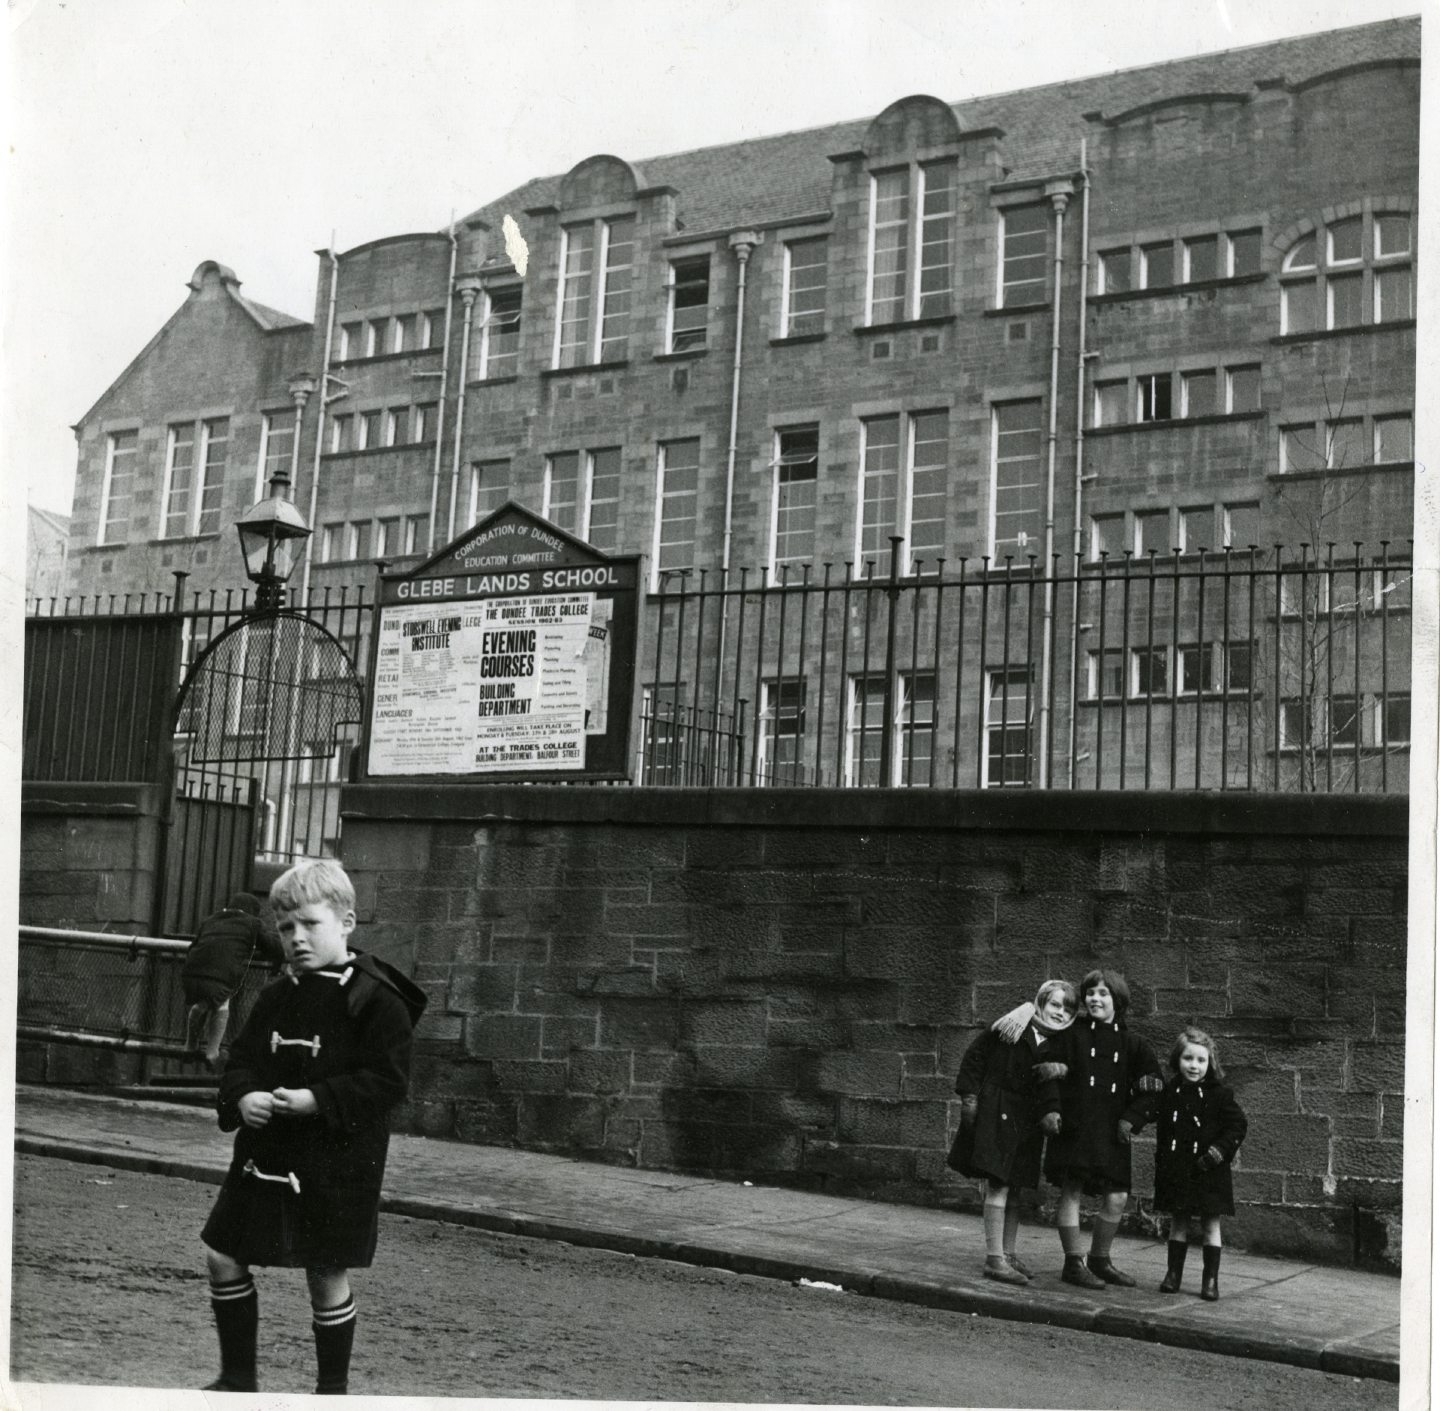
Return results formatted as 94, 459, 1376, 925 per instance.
1040, 969, 1164, 1289
1133, 1027, 1248, 1301
948, 980, 1077, 1285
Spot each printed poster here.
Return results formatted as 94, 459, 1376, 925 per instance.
369, 594, 598, 774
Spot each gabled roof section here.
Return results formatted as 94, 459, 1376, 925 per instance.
74, 261, 311, 427
457, 17, 1418, 235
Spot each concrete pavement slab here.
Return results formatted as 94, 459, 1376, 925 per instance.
11, 1085, 1400, 1382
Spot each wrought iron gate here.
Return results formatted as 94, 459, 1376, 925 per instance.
161, 609, 365, 935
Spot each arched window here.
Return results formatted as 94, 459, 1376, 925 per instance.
1279, 209, 1413, 335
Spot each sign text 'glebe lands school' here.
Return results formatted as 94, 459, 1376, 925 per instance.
364, 504, 639, 781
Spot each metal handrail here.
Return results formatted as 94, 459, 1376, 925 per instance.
20, 926, 190, 955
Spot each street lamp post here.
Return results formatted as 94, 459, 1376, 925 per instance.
235, 374, 315, 611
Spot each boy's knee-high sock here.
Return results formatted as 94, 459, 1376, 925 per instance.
209, 1274, 258, 1391
982, 1199, 1007, 1258
1002, 1198, 1022, 1255
313, 1295, 357, 1394
1089, 1214, 1121, 1259
1058, 1223, 1085, 1256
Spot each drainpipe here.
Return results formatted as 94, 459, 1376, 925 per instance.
428, 222, 459, 552
715, 230, 759, 700
1066, 143, 1093, 787
446, 276, 484, 542
299, 244, 340, 603
1037, 179, 1072, 788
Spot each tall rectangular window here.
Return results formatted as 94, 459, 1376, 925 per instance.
991, 400, 1043, 559
655, 438, 699, 583
1179, 506, 1215, 552
1134, 508, 1171, 558
404, 513, 429, 555
1374, 414, 1413, 464
479, 288, 521, 378
1094, 381, 1127, 427
1097, 248, 1131, 295
1136, 373, 1172, 422
1374, 267, 1412, 323
391, 313, 417, 353
162, 423, 196, 538
1130, 646, 1169, 697
469, 459, 510, 525
375, 518, 400, 558
545, 451, 582, 532
1181, 370, 1215, 418
898, 671, 936, 786
1086, 650, 1123, 700
668, 256, 710, 352
556, 217, 633, 367
197, 419, 228, 536
1000, 203, 1048, 307
1227, 229, 1261, 276
1141, 241, 1175, 288
868, 169, 909, 323
1327, 272, 1363, 328
359, 410, 382, 450
1223, 501, 1260, 549
783, 236, 827, 335
845, 675, 886, 787
1281, 425, 1320, 473
916, 160, 954, 317
348, 521, 372, 561
422, 308, 446, 349
258, 408, 297, 500
98, 429, 137, 546
385, 407, 408, 446
1326, 419, 1365, 470
757, 677, 807, 785
1375, 215, 1411, 258
985, 668, 1032, 788
859, 415, 900, 561
587, 448, 622, 552
908, 409, 948, 569
414, 403, 437, 443
773, 425, 819, 569
337, 321, 362, 360
1282, 280, 1319, 335
1182, 235, 1217, 283
1090, 512, 1125, 559
1226, 364, 1261, 414
320, 522, 343, 564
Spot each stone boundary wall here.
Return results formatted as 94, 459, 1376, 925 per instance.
339, 785, 1408, 1270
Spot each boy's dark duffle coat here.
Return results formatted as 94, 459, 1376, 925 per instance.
1041, 1016, 1160, 1196
1139, 1075, 1248, 1218
181, 907, 284, 1008
947, 1025, 1060, 1189
201, 949, 427, 1269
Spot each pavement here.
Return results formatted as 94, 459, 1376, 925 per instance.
12, 1084, 1401, 1384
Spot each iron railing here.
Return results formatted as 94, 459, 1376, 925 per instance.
641, 542, 1413, 793
16, 926, 280, 1060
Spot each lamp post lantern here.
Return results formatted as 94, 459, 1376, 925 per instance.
235, 373, 315, 612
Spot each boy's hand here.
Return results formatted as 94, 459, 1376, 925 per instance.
959, 1094, 979, 1128
271, 1087, 320, 1118
1116, 1119, 1133, 1145
238, 1091, 275, 1128
1040, 1112, 1061, 1136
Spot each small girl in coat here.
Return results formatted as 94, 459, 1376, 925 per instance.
1040, 969, 1164, 1289
948, 980, 1078, 1284
1135, 1027, 1248, 1301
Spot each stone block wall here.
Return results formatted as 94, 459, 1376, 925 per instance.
341, 784, 1409, 1269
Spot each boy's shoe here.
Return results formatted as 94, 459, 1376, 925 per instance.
1159, 1239, 1188, 1293
202, 1374, 258, 1392
983, 1255, 1028, 1285
1200, 1245, 1221, 1301
1006, 1252, 1035, 1279
1061, 1255, 1106, 1289
1086, 1255, 1136, 1287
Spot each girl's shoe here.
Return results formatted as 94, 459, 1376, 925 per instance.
1006, 1252, 1035, 1279
983, 1255, 1029, 1285
1061, 1254, 1106, 1289
1085, 1255, 1137, 1287
1200, 1245, 1221, 1301
203, 1375, 259, 1392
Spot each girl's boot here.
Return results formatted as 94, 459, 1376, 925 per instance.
204, 1274, 258, 1392
1158, 1240, 1188, 1293
1200, 1245, 1221, 1301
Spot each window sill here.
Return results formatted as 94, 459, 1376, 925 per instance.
985, 301, 1049, 318
1268, 460, 1413, 483
149, 533, 222, 545
468, 374, 519, 388
1081, 692, 1259, 707
330, 347, 442, 369
1272, 318, 1415, 346
1088, 410, 1265, 435
854, 313, 955, 335
542, 360, 631, 379
654, 348, 709, 363
1089, 272, 1268, 305
81, 542, 128, 553
321, 440, 438, 460
770, 332, 827, 346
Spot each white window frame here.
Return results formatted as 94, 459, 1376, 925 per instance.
159, 418, 227, 539
1178, 505, 1215, 553
1226, 364, 1261, 414
552, 217, 633, 369
997, 201, 1049, 309
1374, 214, 1411, 259
1093, 380, 1127, 427
1135, 373, 1172, 423
1096, 248, 1130, 295
1327, 216, 1363, 266
666, 255, 710, 353
256, 409, 297, 501
1373, 413, 1413, 464
97, 429, 138, 547
543, 450, 585, 535
983, 667, 1033, 789
1182, 234, 1218, 283
469, 459, 510, 527
1222, 501, 1260, 550
478, 287, 522, 378
385, 408, 407, 447
781, 236, 827, 336
1132, 508, 1172, 558
770, 426, 820, 573
755, 676, 808, 786
1089, 512, 1125, 560
1140, 241, 1174, 289
1129, 645, 1170, 698
857, 412, 948, 571
651, 438, 700, 591
1180, 368, 1216, 418
1226, 228, 1261, 277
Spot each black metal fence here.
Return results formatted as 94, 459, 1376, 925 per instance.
641, 542, 1413, 793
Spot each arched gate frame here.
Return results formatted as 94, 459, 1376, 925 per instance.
160, 609, 364, 936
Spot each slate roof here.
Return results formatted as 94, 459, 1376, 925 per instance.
458, 17, 1419, 236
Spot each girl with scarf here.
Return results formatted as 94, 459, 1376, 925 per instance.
948, 980, 1078, 1284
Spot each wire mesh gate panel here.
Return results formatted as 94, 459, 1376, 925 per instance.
164, 610, 364, 934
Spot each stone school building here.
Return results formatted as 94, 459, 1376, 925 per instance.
27, 19, 1417, 1266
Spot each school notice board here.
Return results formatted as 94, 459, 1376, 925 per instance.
362, 504, 639, 781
